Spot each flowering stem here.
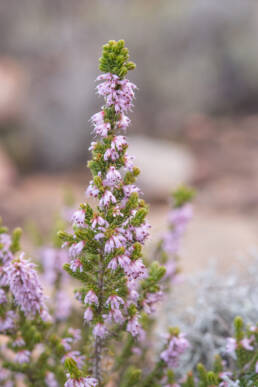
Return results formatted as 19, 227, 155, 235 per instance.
93, 253, 105, 382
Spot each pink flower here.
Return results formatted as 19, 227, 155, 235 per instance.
112, 206, 123, 217
125, 259, 147, 280
15, 350, 31, 364
72, 209, 85, 227
168, 203, 193, 227
68, 328, 81, 342
241, 337, 254, 351
143, 291, 163, 314
103, 167, 121, 187
104, 148, 119, 161
161, 333, 189, 368
111, 136, 127, 151
12, 337, 25, 347
0, 233, 13, 264
89, 141, 97, 151
84, 307, 93, 322
124, 153, 135, 171
105, 308, 124, 324
105, 233, 127, 254
65, 375, 98, 387
0, 289, 7, 304
107, 253, 132, 271
226, 337, 237, 357
84, 290, 99, 306
127, 316, 143, 338
99, 190, 116, 208
256, 360, 258, 373
91, 111, 111, 137
86, 181, 99, 198
55, 290, 72, 321
70, 259, 83, 273
106, 295, 124, 310
45, 372, 58, 387
123, 184, 140, 198
134, 223, 151, 243
91, 111, 105, 124
93, 323, 107, 338
69, 241, 84, 258
6, 253, 50, 320
91, 215, 108, 229
0, 310, 16, 332
117, 114, 130, 130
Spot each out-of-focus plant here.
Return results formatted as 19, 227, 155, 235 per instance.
0, 40, 257, 386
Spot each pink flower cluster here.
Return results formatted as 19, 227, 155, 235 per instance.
0, 233, 13, 265
6, 253, 50, 321
64, 375, 98, 387
162, 203, 193, 280
160, 332, 189, 368
65, 71, 153, 340
226, 335, 255, 359
40, 247, 71, 321
96, 73, 136, 113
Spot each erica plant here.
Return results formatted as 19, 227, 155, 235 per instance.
0, 40, 257, 387
59, 39, 167, 385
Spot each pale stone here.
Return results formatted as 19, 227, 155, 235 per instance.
128, 136, 196, 200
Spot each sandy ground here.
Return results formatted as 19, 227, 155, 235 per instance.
1, 171, 258, 274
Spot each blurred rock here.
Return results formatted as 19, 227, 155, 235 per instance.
0, 145, 17, 192
0, 58, 25, 121
128, 136, 196, 200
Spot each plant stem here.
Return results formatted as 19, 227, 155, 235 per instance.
93, 253, 105, 383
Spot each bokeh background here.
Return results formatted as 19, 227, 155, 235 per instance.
1, 0, 258, 275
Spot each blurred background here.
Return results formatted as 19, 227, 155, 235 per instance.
1, 0, 258, 274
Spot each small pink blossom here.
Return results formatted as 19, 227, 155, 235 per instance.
127, 316, 143, 338
12, 337, 25, 347
111, 135, 127, 151
70, 259, 83, 273
91, 215, 108, 229
45, 372, 58, 387
123, 184, 141, 198
84, 290, 99, 306
134, 223, 151, 243
161, 333, 189, 368
99, 190, 116, 208
65, 375, 98, 387
241, 337, 254, 351
0, 310, 16, 332
55, 290, 72, 321
124, 153, 135, 171
105, 308, 124, 324
84, 307, 93, 322
104, 148, 119, 161
15, 350, 31, 364
103, 167, 121, 187
104, 233, 127, 254
112, 206, 123, 217
125, 259, 147, 280
226, 337, 237, 357
86, 181, 99, 198
69, 241, 84, 259
117, 114, 130, 130
106, 295, 124, 310
0, 289, 7, 304
89, 141, 97, 151
72, 209, 85, 227
93, 323, 107, 338
6, 253, 50, 320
